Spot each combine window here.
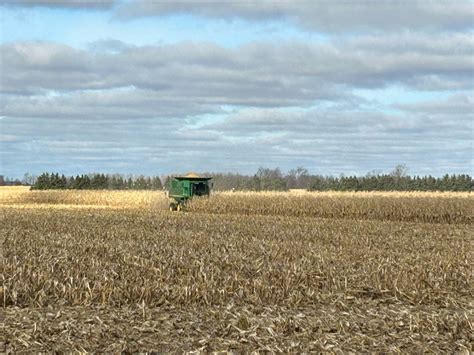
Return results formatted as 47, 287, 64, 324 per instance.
192, 182, 209, 196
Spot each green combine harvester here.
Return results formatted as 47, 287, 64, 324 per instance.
168, 173, 213, 211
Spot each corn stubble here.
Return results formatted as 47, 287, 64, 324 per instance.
1, 187, 472, 352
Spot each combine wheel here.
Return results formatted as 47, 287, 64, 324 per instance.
177, 203, 183, 212
169, 202, 177, 211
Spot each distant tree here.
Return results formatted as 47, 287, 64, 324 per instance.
127, 177, 133, 190
22, 173, 37, 185
59, 174, 67, 189
151, 176, 163, 190
134, 176, 147, 189
256, 167, 287, 191
287, 167, 310, 189
391, 164, 408, 180
32, 173, 50, 190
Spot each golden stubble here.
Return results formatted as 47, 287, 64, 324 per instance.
1, 186, 472, 352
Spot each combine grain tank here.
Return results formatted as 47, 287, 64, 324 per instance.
168, 174, 212, 211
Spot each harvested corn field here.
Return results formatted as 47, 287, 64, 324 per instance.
1, 187, 473, 352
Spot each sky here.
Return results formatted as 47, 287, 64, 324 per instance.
0, 0, 473, 178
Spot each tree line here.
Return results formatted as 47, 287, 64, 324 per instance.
28, 166, 473, 192
31, 173, 163, 190
207, 166, 472, 192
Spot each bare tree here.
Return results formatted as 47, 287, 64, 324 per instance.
23, 173, 37, 185
390, 164, 409, 181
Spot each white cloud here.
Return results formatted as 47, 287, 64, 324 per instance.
115, 1, 474, 33
3, 0, 117, 10
1, 3, 473, 177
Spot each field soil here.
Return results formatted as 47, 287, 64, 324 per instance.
1, 187, 472, 352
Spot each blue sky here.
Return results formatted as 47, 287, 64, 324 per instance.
1, 1, 473, 178
1, 5, 325, 48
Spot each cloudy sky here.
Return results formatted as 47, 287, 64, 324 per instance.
1, 1, 473, 178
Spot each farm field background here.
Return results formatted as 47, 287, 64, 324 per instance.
1, 186, 472, 352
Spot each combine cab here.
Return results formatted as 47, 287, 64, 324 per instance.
168, 174, 212, 211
